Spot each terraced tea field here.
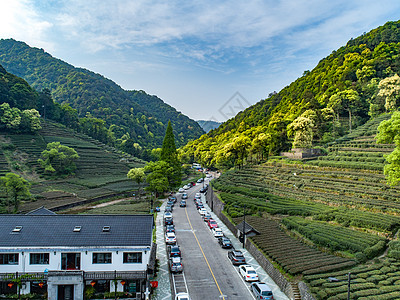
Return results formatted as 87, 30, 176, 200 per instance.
0, 120, 145, 212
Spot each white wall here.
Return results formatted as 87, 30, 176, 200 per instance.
0, 246, 152, 273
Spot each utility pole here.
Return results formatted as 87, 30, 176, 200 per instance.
242, 205, 246, 249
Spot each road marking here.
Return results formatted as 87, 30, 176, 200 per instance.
184, 207, 226, 300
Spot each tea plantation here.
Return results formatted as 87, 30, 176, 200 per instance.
212, 116, 400, 299
0, 120, 145, 212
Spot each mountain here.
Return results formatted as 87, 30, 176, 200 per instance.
181, 20, 400, 168
197, 120, 222, 133
0, 39, 204, 152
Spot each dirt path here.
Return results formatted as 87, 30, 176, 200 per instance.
89, 198, 130, 208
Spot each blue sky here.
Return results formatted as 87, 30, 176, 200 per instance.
1, 1, 400, 122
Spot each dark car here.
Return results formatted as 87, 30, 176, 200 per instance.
179, 200, 186, 207
164, 217, 173, 226
167, 200, 175, 207
228, 250, 246, 265
182, 193, 188, 199
169, 196, 177, 203
166, 225, 175, 233
200, 187, 207, 193
168, 245, 181, 258
218, 237, 233, 249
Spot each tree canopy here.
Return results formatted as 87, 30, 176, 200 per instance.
38, 142, 79, 175
0, 173, 31, 213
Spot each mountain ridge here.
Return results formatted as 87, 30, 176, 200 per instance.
0, 38, 204, 151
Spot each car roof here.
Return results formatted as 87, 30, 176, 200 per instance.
233, 250, 243, 255
171, 257, 181, 263
242, 264, 255, 270
253, 282, 272, 291
166, 232, 175, 236
214, 228, 222, 231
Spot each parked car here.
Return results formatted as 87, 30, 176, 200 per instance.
228, 250, 246, 265
179, 200, 186, 207
169, 257, 183, 273
196, 203, 204, 210
178, 188, 185, 193
182, 193, 188, 199
218, 236, 233, 249
195, 193, 201, 199
166, 225, 175, 233
165, 232, 177, 245
212, 227, 223, 238
169, 196, 177, 203
251, 282, 274, 300
200, 187, 207, 193
183, 184, 190, 190
207, 219, 218, 229
203, 213, 212, 222
165, 205, 173, 213
167, 199, 175, 207
197, 178, 203, 183
164, 217, 174, 226
198, 208, 207, 216
175, 292, 190, 300
239, 265, 259, 282
168, 245, 181, 258
164, 212, 172, 219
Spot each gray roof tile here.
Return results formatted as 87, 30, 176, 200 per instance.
0, 215, 154, 247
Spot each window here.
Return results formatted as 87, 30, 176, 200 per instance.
0, 253, 19, 265
123, 252, 142, 264
92, 253, 112, 264
30, 253, 49, 265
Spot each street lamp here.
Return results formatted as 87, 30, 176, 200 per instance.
328, 272, 351, 300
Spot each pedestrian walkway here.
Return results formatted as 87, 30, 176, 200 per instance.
152, 200, 172, 300
202, 195, 289, 300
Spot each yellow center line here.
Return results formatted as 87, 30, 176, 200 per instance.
185, 207, 226, 300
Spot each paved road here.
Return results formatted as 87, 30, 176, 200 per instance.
173, 180, 255, 300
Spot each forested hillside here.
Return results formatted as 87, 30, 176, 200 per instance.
0, 39, 204, 155
181, 21, 400, 168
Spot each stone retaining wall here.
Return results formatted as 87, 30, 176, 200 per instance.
298, 281, 316, 300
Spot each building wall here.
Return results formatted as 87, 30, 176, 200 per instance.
0, 247, 151, 273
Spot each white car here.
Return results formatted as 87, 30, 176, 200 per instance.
212, 227, 223, 238
195, 193, 201, 199
175, 292, 190, 300
239, 265, 259, 282
183, 184, 190, 190
178, 188, 185, 193
165, 232, 177, 245
198, 208, 207, 216
164, 212, 172, 219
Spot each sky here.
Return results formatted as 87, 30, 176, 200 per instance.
0, 1, 400, 122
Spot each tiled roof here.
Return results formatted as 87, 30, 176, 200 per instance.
25, 206, 56, 215
0, 214, 154, 247
235, 221, 259, 235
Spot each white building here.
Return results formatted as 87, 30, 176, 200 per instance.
0, 210, 155, 300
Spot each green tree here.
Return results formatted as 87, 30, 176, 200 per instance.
20, 109, 41, 133
328, 89, 361, 133
224, 135, 251, 168
144, 161, 172, 210
287, 116, 315, 148
0, 173, 31, 213
0, 103, 21, 130
376, 111, 400, 185
38, 142, 79, 175
127, 167, 146, 200
378, 74, 400, 112
160, 121, 182, 189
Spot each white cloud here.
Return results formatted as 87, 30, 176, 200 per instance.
0, 0, 54, 50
